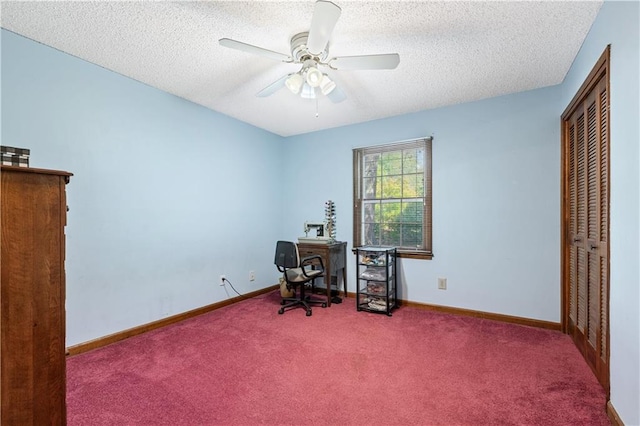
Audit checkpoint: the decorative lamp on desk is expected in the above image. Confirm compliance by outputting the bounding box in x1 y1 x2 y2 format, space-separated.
325 199 336 242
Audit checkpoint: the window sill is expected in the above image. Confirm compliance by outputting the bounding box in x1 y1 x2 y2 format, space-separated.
397 251 433 260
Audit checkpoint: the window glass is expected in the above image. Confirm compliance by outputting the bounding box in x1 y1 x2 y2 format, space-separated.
353 138 432 257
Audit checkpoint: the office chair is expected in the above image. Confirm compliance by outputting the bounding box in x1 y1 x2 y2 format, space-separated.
274 240 327 316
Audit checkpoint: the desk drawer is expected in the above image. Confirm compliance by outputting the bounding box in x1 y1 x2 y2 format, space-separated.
299 248 326 257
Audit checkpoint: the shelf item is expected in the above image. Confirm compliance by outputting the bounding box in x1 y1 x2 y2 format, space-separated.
355 246 397 316
359 268 387 281
0 145 30 167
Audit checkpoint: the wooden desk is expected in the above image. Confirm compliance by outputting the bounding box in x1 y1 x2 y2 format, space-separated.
297 241 347 307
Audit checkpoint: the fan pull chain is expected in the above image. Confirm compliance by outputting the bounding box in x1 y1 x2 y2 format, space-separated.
315 96 319 118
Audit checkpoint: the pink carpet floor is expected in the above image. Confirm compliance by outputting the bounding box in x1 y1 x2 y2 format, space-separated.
67 291 610 425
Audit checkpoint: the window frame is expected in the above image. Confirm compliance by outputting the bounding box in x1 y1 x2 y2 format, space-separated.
352 137 433 259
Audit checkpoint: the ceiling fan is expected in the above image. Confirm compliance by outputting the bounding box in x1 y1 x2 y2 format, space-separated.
219 0 400 103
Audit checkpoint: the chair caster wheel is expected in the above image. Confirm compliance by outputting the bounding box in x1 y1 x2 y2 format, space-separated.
280 300 286 305
278 309 284 314
321 303 327 308
306 310 312 317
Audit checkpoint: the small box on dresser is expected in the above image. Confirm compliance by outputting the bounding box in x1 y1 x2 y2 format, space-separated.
1 145 30 167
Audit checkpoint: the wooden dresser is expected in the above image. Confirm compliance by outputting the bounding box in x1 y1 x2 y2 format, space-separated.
1 166 72 425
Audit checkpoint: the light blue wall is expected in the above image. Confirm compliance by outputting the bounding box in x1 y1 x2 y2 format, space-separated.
2 1 638 420
1 30 285 346
284 86 563 322
560 1 639 424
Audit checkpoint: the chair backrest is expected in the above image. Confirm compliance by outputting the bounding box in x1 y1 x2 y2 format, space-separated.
274 241 300 269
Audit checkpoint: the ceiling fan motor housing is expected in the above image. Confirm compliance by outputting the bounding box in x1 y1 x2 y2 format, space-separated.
290 32 328 64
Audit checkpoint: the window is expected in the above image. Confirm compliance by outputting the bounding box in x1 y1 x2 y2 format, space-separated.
353 138 432 259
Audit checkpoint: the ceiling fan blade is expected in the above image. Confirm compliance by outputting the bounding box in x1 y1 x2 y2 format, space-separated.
219 38 291 62
256 74 291 97
330 53 400 70
327 85 346 103
306 1 342 56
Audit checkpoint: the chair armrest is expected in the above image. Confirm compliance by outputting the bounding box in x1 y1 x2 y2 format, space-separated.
300 254 325 276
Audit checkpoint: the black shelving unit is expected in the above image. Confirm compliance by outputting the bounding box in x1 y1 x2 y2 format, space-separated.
355 246 397 316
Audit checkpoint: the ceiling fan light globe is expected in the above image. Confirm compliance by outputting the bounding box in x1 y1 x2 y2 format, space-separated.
306 66 323 88
301 83 316 99
320 74 336 95
285 73 304 94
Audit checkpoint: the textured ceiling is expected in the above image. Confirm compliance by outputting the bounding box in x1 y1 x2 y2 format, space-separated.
1 1 602 137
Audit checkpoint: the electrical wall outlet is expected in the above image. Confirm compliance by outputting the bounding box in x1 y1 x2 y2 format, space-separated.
249 270 255 281
438 277 447 290
219 275 226 286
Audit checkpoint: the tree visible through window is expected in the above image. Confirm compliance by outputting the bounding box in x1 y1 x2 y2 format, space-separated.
353 138 432 258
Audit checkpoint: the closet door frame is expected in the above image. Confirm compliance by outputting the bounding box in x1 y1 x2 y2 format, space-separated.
560 45 610 393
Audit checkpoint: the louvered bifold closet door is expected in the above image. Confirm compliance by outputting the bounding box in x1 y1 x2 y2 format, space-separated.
564 66 609 391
